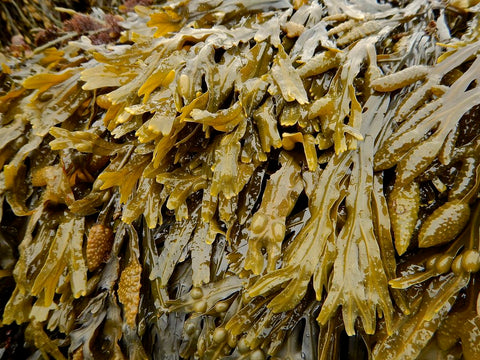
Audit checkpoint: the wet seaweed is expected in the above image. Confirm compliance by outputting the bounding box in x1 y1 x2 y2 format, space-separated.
1 0 480 359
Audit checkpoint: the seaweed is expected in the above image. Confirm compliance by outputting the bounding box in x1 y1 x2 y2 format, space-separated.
1 0 480 359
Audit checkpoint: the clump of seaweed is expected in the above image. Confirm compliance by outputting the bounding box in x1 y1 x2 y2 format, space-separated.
0 0 97 48
1 0 480 359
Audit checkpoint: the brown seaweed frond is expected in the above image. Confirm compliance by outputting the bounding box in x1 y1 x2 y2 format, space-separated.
1 1 480 359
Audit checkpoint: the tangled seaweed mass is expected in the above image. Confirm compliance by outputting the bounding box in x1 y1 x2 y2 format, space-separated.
1 0 480 359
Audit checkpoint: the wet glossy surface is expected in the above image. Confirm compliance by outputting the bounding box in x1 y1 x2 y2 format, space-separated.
1 0 480 359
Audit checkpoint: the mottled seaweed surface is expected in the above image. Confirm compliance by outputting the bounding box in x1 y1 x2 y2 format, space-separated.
1 1 480 359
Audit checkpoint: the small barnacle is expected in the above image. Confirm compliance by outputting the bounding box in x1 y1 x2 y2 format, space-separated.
117 259 142 327
86 223 114 271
